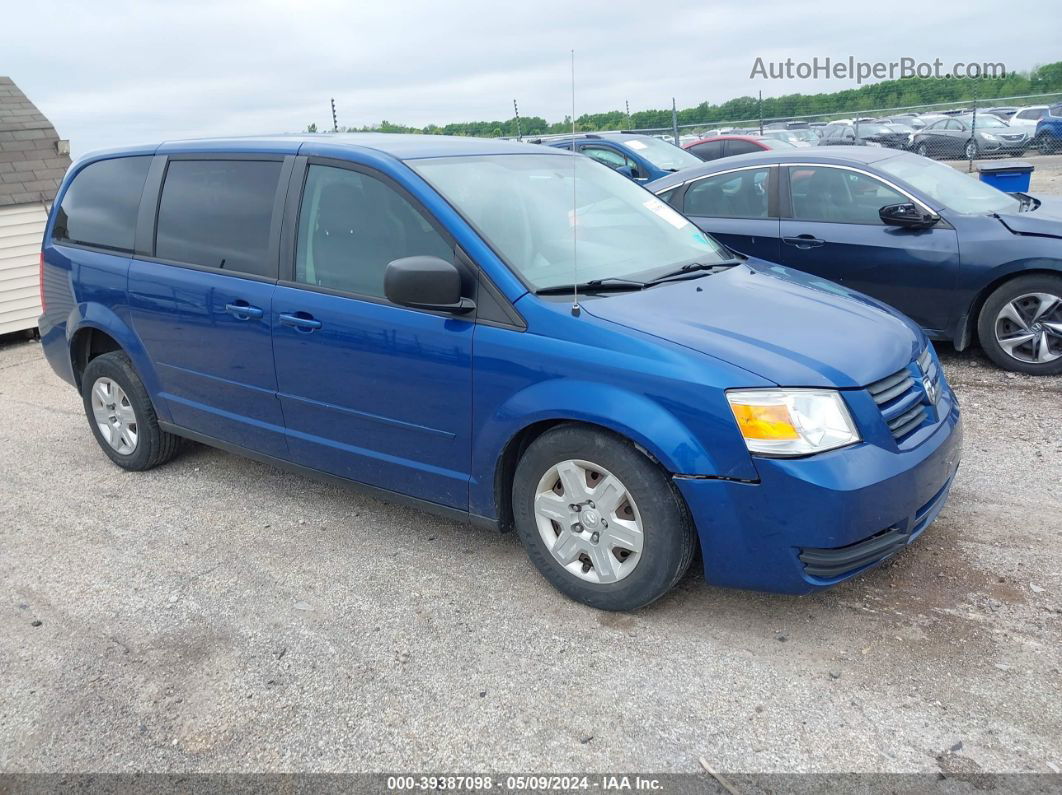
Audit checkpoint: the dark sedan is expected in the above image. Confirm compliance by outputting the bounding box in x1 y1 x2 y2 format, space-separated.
817 122 911 149
647 147 1062 374
911 115 1030 159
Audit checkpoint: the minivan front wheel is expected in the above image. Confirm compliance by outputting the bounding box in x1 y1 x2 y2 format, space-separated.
512 424 695 611
81 351 182 470
977 274 1062 374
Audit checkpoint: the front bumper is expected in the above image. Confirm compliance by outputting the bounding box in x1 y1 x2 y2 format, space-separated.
982 138 1029 152
675 396 962 594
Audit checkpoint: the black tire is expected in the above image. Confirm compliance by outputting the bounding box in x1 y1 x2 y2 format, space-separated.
512 423 696 611
964 139 978 160
916 142 929 158
81 351 182 470
1037 135 1057 155
976 273 1062 375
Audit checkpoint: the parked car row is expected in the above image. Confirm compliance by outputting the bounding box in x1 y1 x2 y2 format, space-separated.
675 103 1062 160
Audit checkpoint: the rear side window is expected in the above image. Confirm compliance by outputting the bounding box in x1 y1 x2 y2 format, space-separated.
688 141 723 160
155 159 282 278
684 168 771 219
53 156 151 253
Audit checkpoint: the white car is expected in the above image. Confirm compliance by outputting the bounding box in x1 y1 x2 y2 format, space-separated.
1009 106 1050 129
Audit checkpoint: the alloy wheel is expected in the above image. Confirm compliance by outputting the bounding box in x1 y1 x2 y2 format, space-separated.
994 292 1062 364
533 459 644 584
965 140 978 159
90 377 139 455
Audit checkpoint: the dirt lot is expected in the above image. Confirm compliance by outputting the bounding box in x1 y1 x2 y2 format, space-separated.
947 151 1062 194
0 333 1059 777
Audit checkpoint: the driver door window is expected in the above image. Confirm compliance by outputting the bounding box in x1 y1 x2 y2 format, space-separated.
788 166 907 225
724 140 760 156
295 165 452 298
580 145 638 177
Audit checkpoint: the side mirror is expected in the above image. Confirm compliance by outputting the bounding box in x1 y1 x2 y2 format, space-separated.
879 202 939 228
615 165 636 179
384 256 475 314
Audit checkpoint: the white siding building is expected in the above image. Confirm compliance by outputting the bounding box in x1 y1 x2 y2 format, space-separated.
0 77 71 335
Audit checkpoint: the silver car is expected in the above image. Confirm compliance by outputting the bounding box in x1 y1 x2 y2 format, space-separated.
911 114 1028 159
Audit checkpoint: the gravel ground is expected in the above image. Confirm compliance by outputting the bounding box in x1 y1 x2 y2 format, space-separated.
0 334 1060 777
946 152 1062 194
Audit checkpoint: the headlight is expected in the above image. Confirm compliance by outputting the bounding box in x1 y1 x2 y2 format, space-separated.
981 133 998 141
726 389 860 456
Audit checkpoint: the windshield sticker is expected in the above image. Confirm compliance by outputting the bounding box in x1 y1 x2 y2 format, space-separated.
643 198 689 229
625 140 647 150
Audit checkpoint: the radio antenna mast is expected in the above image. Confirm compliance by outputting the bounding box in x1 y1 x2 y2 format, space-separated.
570 49 580 317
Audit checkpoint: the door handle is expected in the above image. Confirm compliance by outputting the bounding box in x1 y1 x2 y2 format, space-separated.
225 302 264 320
782 235 825 249
279 312 323 331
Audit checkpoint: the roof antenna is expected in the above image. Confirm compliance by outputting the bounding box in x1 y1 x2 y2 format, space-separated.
570 49 580 317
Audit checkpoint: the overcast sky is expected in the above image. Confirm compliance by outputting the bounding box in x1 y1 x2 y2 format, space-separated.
3 0 1059 157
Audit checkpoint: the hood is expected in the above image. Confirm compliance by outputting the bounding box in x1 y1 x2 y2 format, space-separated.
582 261 924 388
995 196 1062 238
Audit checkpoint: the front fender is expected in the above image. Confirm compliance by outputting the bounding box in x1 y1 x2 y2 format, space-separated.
955 257 1062 348
468 378 755 519
66 303 172 423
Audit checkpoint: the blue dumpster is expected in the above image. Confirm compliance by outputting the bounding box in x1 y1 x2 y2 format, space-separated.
976 160 1034 193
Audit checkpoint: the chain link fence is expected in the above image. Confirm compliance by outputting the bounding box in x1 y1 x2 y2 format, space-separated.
624 92 1062 169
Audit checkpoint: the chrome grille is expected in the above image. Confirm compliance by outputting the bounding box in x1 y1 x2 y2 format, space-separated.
867 348 939 442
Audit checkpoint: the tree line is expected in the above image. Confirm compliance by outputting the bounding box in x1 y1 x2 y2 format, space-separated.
310 61 1062 138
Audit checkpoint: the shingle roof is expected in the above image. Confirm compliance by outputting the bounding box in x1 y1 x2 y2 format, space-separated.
0 77 72 208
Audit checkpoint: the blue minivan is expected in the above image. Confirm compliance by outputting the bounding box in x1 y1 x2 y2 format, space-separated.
39 134 962 611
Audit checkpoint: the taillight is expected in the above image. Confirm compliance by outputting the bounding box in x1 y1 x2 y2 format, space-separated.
39 251 46 312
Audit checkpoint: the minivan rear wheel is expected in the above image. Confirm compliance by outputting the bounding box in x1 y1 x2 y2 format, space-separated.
977 274 1062 375
81 351 182 470
512 424 695 611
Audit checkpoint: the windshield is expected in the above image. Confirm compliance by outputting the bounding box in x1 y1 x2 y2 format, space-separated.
620 137 702 171
877 154 1019 215
411 153 731 290
963 115 1006 128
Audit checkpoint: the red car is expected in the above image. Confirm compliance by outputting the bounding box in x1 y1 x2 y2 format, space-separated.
683 135 795 162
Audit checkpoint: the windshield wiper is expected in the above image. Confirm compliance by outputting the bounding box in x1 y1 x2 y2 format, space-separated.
535 277 647 295
644 260 740 285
